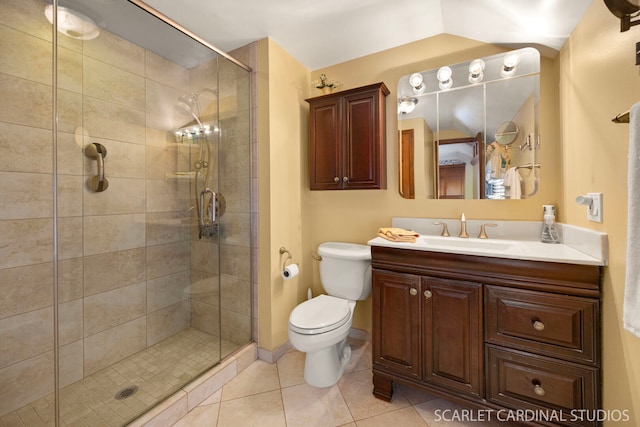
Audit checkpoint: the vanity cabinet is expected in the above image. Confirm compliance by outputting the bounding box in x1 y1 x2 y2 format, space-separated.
306 82 389 190
371 246 602 427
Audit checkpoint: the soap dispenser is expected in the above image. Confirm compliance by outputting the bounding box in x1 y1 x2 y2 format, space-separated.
540 205 561 244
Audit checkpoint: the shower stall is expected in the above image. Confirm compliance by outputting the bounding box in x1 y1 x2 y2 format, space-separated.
0 0 253 425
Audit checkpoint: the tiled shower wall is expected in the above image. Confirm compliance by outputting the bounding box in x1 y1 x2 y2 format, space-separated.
0 0 252 417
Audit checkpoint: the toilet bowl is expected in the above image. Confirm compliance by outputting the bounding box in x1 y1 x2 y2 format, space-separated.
288 242 371 388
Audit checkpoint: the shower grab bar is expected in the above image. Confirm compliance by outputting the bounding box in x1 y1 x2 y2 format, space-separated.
199 188 216 225
85 143 109 192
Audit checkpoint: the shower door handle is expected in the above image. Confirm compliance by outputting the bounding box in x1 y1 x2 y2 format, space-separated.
200 188 216 225
85 143 109 192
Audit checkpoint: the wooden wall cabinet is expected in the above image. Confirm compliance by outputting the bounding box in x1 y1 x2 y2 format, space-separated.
306 82 389 190
371 246 602 427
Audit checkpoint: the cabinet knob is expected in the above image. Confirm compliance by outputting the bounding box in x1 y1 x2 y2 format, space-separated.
423 290 432 299
533 384 546 397
343 176 349 182
532 320 545 331
410 288 418 296
334 177 340 183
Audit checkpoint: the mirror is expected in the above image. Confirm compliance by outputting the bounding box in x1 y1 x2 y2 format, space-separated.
397 47 540 199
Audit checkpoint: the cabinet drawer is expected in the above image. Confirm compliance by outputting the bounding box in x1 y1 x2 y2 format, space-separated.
485 286 599 365
486 345 599 427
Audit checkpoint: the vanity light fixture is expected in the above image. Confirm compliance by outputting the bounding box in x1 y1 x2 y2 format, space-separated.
604 0 640 31
398 97 418 114
468 59 485 83
409 73 425 94
501 53 520 77
44 4 100 40
437 66 453 90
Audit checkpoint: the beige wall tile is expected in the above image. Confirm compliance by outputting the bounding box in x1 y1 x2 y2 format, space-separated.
220 244 250 282
57 45 83 94
57 131 84 176
190 299 219 336
220 274 251 316
83 177 145 216
59 298 83 345
0 351 54 417
57 89 82 134
146 179 191 213
146 211 191 246
83 213 145 256
58 257 83 303
59 340 83 388
0 74 51 130
83 96 145 145
0 218 52 269
83 57 145 110
219 212 250 246
0 0 53 42
190 240 219 275
0 123 53 173
219 177 250 214
147 270 190 313
146 301 190 346
146 144 190 180
0 25 51 85
0 172 52 220
57 174 83 218
146 79 191 134
0 307 52 369
0 262 52 320
147 241 190 280
84 247 146 297
145 51 190 92
84 282 146 337
83 28 145 77
189 270 219 306
84 317 146 376
221 309 251 345
57 216 83 260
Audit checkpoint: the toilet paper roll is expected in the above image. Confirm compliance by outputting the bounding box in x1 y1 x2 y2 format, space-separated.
281 264 299 280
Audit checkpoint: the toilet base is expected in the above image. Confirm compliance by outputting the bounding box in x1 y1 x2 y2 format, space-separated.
303 338 352 388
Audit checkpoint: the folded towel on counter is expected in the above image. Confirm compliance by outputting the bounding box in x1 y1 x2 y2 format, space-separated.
624 101 640 339
377 227 419 243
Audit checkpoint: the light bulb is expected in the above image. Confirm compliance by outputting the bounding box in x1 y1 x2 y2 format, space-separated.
468 59 485 83
408 73 425 94
437 66 453 90
501 53 520 77
398 98 418 114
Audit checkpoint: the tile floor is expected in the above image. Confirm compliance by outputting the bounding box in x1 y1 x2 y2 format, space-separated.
174 338 522 427
1 329 239 427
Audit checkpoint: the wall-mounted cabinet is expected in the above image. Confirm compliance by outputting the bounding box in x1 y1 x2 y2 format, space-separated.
306 82 389 190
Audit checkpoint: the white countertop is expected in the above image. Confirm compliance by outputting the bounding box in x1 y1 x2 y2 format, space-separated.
368 217 608 266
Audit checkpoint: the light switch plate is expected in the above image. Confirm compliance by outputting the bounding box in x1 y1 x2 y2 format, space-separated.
587 192 603 223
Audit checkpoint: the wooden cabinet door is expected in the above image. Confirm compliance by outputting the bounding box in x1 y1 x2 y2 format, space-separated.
372 269 422 379
343 89 384 189
308 97 342 190
422 276 483 397
439 163 465 199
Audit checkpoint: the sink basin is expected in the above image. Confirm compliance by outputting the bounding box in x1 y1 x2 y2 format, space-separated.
418 235 514 251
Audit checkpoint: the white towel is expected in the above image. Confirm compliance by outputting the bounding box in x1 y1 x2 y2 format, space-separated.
624 101 640 338
503 167 522 199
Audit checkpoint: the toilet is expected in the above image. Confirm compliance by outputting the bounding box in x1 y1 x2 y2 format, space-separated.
288 242 372 388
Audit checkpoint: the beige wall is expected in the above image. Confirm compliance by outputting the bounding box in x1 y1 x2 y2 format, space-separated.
256 39 312 350
257 6 640 422
559 1 640 424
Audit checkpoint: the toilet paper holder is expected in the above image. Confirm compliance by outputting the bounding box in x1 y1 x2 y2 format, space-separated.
279 247 297 270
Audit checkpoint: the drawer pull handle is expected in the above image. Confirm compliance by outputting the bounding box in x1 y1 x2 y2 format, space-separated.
424 290 432 299
532 320 545 331
410 288 418 296
334 177 340 183
533 384 546 397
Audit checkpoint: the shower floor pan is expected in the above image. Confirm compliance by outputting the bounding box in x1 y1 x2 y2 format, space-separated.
2 328 237 427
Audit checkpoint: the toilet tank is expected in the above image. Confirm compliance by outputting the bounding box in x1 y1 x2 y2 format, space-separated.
318 242 372 301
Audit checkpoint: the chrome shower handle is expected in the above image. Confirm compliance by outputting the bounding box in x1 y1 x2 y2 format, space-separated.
85 143 109 192
199 188 216 225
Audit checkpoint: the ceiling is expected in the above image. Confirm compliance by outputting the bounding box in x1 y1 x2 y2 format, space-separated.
138 0 596 69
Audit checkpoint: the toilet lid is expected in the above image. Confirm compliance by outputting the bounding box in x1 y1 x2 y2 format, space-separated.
289 294 351 335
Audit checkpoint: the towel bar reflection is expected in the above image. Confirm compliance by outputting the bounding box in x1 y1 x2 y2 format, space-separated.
516 163 541 170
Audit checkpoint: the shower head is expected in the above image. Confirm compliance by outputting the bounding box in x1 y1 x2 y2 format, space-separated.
175 94 203 128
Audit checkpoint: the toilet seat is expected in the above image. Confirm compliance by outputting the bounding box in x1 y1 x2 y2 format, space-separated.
289 294 351 335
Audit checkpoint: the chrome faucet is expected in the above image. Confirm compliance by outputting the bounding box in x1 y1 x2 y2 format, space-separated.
459 213 469 238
